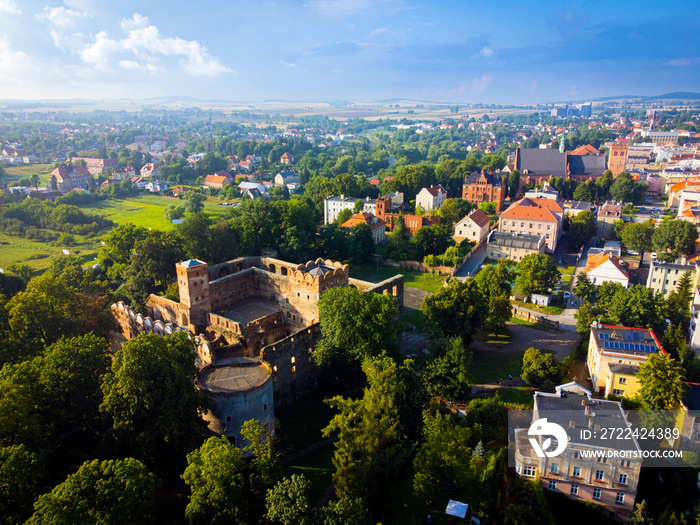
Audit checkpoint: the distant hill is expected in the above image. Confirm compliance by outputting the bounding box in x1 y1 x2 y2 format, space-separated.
643 92 700 100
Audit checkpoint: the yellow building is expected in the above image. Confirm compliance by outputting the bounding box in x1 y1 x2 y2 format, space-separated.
587 324 665 397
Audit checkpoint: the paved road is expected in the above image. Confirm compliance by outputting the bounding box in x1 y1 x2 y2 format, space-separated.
403 286 431 310
453 243 488 281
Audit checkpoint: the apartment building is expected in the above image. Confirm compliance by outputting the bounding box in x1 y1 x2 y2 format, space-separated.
498 197 564 252
646 261 695 298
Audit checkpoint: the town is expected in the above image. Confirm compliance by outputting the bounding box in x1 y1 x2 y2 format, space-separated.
2 96 700 524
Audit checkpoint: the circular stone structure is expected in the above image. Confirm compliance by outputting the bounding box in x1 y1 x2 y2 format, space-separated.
198 357 274 447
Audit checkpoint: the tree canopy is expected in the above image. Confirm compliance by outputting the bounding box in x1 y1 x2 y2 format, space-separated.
652 220 699 262
422 278 486 345
636 354 687 410
515 254 561 297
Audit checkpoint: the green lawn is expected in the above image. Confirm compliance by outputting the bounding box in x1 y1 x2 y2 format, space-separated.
508 316 552 331
403 308 429 332
469 349 524 384
349 264 446 293
283 444 334 506
0 231 101 273
475 327 512 344
512 300 563 316
78 194 231 231
3 163 54 185
473 387 535 407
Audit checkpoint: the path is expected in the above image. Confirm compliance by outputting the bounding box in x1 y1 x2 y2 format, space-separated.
453 243 488 280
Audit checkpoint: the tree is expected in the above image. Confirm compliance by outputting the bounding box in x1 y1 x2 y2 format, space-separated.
572 182 593 202
422 278 486 345
97 223 150 281
522 347 561 387
411 224 452 258
636 354 687 410
413 411 473 497
596 281 625 311
348 222 374 263
29 174 40 191
609 172 635 202
515 254 561 297
336 208 352 226
182 436 249 525
424 337 471 400
652 220 699 262
663 322 690 363
28 458 159 525
195 153 227 176
667 271 694 325
608 284 667 334
175 212 213 260
439 198 471 226
595 170 613 200
566 210 596 249
509 169 520 200
265 475 312 525
183 191 206 214
100 332 208 472
573 273 595 303
621 219 655 262
574 302 603 335
352 200 364 214
322 358 405 509
315 287 399 369
316 497 370 525
0 444 44 525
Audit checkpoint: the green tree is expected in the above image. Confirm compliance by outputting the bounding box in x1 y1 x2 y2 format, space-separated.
182 436 249 525
195 153 227 176
322 357 405 509
475 259 516 333
620 219 655 262
609 172 635 202
413 411 473 497
566 210 596 249
315 287 399 370
0 444 44 525
572 181 593 202
100 332 207 472
608 284 667 333
411 224 452 258
439 198 471 226
317 497 370 525
573 273 595 303
636 354 687 410
352 200 364 214
28 458 159 525
265 475 312 525
509 169 520 200
336 208 352 226
515 254 561 297
596 281 625 311
663 322 690 363
652 220 699 262
29 174 40 191
6 264 35 286
522 347 561 387
97 223 150 281
183 191 207 214
667 270 694 325
595 170 613 200
422 278 486 345
175 212 213 260
424 337 472 400
348 222 374 263
574 302 603 335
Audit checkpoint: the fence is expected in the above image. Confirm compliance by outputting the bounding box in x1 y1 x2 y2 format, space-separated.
512 308 559 330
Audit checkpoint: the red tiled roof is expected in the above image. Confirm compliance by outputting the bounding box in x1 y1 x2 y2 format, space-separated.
464 209 490 228
424 184 447 197
341 212 386 231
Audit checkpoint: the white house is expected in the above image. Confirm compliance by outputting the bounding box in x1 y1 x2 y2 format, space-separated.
584 252 629 287
239 182 267 194
415 185 447 211
454 209 490 246
145 180 169 193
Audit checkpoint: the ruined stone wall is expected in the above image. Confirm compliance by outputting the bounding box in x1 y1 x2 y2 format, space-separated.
147 294 183 325
207 256 263 281
347 275 405 312
262 324 321 408
209 268 258 312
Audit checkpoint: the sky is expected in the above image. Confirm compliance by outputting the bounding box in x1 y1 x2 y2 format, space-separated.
0 0 698 104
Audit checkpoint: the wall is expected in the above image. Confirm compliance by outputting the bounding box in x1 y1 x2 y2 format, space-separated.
262 324 321 407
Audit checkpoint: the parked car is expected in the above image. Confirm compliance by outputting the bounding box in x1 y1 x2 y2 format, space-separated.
564 291 570 299
651 252 658 261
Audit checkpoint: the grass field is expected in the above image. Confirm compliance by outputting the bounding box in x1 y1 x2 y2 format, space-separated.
349 264 447 294
473 387 535 407
0 231 101 273
508 316 552 331
512 300 564 316
469 349 524 384
3 164 54 185
403 308 429 332
78 194 232 231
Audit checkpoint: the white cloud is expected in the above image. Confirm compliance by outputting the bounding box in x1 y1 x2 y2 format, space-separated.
530 80 538 90
474 46 495 58
306 0 399 17
472 73 492 92
37 6 91 29
280 60 297 68
53 12 233 76
668 57 698 67
569 85 579 97
0 0 20 15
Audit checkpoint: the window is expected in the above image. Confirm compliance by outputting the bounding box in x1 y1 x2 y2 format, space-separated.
595 470 604 481
538 224 542 229
548 481 557 491
593 488 601 500
521 222 524 227
572 466 581 477
522 466 536 477
619 377 627 385
550 463 558 474
226 416 232 422
695 431 700 440
596 457 607 464
512 221 516 226
613 389 625 396
573 452 580 459
652 278 656 283
622 460 631 468
547 225 551 230
570 484 579 495
619 474 627 485
616 493 624 504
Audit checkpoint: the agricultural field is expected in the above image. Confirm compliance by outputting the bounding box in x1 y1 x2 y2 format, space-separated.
77 194 232 231
0 231 101 274
3 163 55 186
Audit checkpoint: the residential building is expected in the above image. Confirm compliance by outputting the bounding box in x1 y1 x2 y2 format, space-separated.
341 213 386 244
140 163 159 178
203 175 232 189
561 200 594 217
584 252 629 288
462 171 507 211
274 170 299 187
375 196 440 235
678 383 700 455
668 178 700 207
114 165 136 181
323 193 404 225
498 197 564 252
415 184 447 211
49 164 92 193
485 231 545 261
130 176 147 189
69 157 118 176
587 323 664 397
688 288 700 350
454 209 490 246
646 261 696 298
514 383 642 514
642 131 679 146
239 182 267 195
514 147 607 186
145 180 169 193
570 144 600 156
596 202 622 239
280 152 294 164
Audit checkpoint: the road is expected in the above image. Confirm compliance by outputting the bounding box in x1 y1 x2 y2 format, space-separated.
453 243 488 281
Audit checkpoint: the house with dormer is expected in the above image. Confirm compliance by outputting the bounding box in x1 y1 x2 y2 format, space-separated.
415 184 447 211
498 197 564 252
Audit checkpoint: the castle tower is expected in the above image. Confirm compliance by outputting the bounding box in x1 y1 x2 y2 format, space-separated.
608 143 629 176
176 259 211 330
375 196 390 221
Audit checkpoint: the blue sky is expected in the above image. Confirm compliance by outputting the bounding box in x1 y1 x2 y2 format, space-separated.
0 0 698 104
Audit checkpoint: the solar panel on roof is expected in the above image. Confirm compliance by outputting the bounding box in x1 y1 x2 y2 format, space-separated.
600 333 609 340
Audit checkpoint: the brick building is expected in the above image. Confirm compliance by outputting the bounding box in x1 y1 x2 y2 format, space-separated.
462 171 506 211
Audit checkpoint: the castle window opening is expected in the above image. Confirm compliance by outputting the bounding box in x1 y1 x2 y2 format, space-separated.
292 365 296 373
273 366 278 373
291 356 295 364
287 312 291 318
226 416 232 422
263 403 268 411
